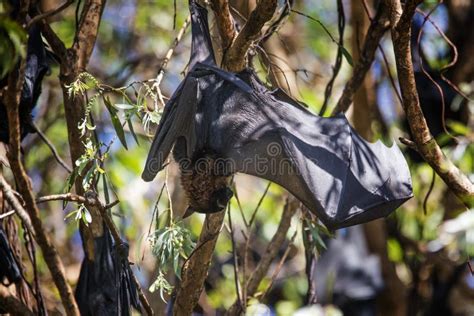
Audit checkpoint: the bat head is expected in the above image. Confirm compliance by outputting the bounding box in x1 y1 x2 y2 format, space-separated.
210 187 233 212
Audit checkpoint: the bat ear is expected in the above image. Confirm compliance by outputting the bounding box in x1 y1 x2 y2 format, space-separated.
189 0 216 69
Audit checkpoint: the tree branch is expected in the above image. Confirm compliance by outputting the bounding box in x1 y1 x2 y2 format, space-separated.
72 0 106 70
40 22 68 62
210 0 236 53
332 1 391 115
28 0 74 28
226 197 299 316
32 123 72 172
390 0 474 206
4 60 79 315
58 0 107 259
173 211 226 315
224 0 278 71
0 174 34 234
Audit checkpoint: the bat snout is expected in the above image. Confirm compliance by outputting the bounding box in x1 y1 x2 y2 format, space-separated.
212 187 234 211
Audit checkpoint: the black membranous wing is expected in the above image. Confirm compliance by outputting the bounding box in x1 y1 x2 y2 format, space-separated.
216 73 412 230
142 77 199 181
75 228 140 316
141 0 413 230
188 0 216 69
0 227 21 285
142 0 216 181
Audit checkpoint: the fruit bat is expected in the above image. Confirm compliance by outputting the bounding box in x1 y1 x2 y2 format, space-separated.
0 226 21 286
75 227 141 316
142 0 413 230
0 22 51 166
314 226 383 315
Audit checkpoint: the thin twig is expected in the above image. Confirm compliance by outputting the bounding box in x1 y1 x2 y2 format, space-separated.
360 0 403 106
248 182 271 228
36 193 85 204
379 44 403 105
415 2 458 142
153 15 191 108
231 181 248 227
32 123 72 173
36 193 119 209
332 1 391 114
260 230 297 300
0 209 15 219
256 46 287 90
399 137 418 151
227 204 243 308
0 176 33 231
28 0 74 27
226 197 299 316
423 169 436 215
415 8 471 100
319 0 345 116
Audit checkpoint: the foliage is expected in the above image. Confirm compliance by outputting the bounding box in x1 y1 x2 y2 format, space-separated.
1 0 473 315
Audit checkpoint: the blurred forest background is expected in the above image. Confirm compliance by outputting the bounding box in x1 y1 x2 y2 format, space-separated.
0 0 473 315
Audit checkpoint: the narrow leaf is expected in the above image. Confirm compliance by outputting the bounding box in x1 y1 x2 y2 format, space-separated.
104 96 128 149
128 118 140 145
341 46 354 67
114 103 135 110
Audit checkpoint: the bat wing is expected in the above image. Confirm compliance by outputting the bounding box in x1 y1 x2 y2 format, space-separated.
188 0 216 69
142 0 228 181
0 227 21 285
213 72 412 230
75 228 140 315
142 1 413 230
142 77 199 181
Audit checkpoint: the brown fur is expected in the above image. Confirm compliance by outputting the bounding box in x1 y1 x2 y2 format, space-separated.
180 152 231 212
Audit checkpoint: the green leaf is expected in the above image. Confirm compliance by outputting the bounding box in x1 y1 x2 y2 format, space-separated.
0 19 26 78
340 46 353 67
104 96 128 149
447 120 469 136
63 168 78 208
127 118 140 145
65 210 79 220
114 103 135 110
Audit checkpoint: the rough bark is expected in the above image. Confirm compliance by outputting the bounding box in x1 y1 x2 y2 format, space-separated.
173 2 281 313
210 0 236 53
4 61 80 315
223 0 277 71
390 0 474 206
44 0 107 259
173 211 226 315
